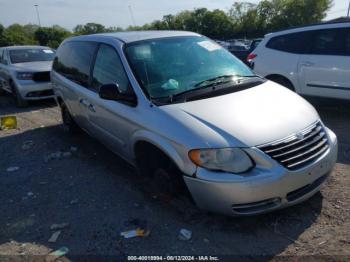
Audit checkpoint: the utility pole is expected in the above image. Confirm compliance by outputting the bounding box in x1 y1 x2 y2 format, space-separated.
34 4 41 27
128 5 136 27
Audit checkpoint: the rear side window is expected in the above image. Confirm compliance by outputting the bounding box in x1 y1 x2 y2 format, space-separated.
266 31 312 54
311 28 350 56
91 44 131 94
53 41 97 87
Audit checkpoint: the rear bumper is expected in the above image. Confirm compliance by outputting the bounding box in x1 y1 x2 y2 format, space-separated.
15 80 54 100
184 128 338 216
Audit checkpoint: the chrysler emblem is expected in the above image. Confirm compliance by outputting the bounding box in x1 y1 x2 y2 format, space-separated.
296 132 305 140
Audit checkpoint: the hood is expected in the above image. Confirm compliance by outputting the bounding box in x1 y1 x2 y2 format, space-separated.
162 81 319 147
11 61 52 72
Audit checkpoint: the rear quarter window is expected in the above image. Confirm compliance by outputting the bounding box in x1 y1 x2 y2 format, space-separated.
53 41 97 87
266 31 312 54
311 28 350 56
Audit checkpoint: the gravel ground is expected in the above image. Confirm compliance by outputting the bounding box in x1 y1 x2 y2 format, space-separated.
0 94 349 261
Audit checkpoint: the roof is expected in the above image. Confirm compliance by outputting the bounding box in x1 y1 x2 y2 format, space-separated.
72 30 201 43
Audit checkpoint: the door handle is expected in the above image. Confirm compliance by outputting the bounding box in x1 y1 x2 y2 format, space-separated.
88 104 96 113
79 98 89 108
300 61 314 67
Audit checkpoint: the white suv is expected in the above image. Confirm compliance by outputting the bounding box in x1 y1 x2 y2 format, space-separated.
248 22 350 100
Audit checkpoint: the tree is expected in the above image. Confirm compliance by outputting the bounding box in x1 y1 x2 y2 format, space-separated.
0 24 6 46
35 26 71 48
228 0 333 37
73 23 107 35
2 24 37 46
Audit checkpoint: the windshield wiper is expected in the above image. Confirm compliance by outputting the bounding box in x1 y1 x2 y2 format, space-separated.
152 74 261 105
194 74 258 88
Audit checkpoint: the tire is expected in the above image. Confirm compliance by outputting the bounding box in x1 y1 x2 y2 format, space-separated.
10 81 28 107
136 146 186 196
268 76 295 91
152 163 185 196
60 102 81 133
0 87 6 96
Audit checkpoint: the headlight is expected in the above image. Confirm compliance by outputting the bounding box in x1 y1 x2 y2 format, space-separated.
17 72 33 80
189 148 253 173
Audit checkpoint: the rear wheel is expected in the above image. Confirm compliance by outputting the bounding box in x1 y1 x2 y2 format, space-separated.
10 81 28 107
60 102 81 133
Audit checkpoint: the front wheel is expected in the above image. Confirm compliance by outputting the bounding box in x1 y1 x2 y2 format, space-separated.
136 147 188 196
10 82 28 107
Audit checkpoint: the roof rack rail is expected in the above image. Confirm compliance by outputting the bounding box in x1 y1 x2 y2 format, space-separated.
272 16 350 34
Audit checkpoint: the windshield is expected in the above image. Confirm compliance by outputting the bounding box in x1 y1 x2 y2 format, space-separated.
9 48 55 64
125 36 254 99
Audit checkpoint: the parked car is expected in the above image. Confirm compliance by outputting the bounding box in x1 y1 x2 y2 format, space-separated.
214 40 231 49
229 39 262 63
0 46 55 107
51 31 337 216
248 21 350 100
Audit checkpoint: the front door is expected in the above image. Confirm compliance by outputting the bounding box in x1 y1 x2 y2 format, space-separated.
86 43 137 159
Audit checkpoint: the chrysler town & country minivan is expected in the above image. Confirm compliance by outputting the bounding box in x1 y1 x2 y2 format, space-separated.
51 31 337 216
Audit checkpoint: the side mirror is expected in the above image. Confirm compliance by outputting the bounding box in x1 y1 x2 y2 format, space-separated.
99 83 137 106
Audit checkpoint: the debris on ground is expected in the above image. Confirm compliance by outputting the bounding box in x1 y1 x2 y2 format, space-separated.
45 152 62 161
50 223 69 230
45 246 69 262
178 228 192 241
62 151 72 158
121 218 150 239
120 228 150 239
48 231 61 243
0 116 17 130
22 140 34 150
45 150 75 162
70 199 79 205
70 146 78 152
6 166 20 172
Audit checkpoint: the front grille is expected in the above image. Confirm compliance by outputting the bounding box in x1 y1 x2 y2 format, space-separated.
33 71 50 82
258 122 329 170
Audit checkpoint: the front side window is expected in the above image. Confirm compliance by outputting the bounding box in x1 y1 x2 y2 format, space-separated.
125 36 254 100
9 48 55 64
92 44 130 93
53 41 97 87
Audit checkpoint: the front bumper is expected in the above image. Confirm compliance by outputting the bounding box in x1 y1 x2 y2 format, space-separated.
15 80 54 100
184 128 338 216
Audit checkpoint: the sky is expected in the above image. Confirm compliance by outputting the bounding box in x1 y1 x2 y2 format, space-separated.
0 0 348 30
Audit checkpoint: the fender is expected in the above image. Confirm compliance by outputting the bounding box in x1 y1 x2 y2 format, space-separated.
130 129 196 176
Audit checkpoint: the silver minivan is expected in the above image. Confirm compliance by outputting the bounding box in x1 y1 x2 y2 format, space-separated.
51 31 338 216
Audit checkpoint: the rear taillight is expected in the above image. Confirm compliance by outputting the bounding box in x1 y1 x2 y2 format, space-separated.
247 53 257 62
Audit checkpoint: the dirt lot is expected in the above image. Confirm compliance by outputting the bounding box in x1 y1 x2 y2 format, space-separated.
0 94 349 261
